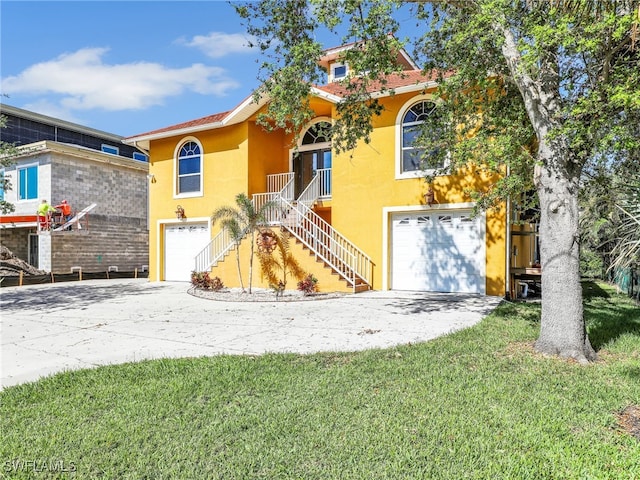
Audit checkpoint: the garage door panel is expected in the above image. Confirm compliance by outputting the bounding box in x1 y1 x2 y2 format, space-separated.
391 211 485 293
165 223 209 282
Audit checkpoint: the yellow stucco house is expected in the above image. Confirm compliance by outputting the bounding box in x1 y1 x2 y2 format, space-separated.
125 44 516 297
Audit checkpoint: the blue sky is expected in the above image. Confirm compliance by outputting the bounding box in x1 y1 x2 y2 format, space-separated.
1 1 417 138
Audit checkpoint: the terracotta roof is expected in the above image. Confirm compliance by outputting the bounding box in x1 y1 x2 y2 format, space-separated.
125 69 452 143
315 70 445 97
128 110 230 139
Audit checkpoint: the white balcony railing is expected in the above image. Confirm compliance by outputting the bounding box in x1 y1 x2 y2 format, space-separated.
297 168 331 208
267 173 295 197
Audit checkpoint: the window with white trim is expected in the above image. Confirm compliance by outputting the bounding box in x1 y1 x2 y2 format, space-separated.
18 164 38 200
397 99 447 178
176 140 202 195
331 63 348 81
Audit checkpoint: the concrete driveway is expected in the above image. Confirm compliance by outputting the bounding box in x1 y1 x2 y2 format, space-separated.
1 279 502 389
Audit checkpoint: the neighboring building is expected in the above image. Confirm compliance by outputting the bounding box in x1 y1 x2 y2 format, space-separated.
0 104 149 274
0 104 147 162
125 43 518 296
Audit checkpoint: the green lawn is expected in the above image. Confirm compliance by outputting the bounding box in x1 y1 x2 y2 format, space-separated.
2 281 639 479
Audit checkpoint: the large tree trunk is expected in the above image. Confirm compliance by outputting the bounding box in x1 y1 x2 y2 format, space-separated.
534 141 597 363
494 18 597 363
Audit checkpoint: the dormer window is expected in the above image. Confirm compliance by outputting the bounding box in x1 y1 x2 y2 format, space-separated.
330 63 348 82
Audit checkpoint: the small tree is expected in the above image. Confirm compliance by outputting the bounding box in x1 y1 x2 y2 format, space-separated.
211 193 275 293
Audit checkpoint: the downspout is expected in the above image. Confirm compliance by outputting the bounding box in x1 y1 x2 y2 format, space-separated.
133 141 150 157
505 164 511 299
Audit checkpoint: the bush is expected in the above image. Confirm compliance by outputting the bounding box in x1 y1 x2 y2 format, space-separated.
191 271 224 291
297 273 318 295
580 248 604 279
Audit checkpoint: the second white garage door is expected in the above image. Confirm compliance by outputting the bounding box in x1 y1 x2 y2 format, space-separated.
164 223 210 282
391 211 485 293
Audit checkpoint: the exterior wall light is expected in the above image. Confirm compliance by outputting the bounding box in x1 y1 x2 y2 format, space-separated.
424 188 435 207
175 205 186 219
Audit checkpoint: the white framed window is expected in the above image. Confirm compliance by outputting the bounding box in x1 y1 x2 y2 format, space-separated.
174 138 203 197
133 152 148 162
330 63 348 82
18 164 38 200
101 144 119 155
395 96 448 180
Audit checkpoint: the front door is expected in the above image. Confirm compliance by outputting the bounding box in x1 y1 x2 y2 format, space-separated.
293 148 331 198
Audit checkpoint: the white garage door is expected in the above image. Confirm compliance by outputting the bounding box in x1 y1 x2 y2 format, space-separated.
164 223 210 281
391 211 485 293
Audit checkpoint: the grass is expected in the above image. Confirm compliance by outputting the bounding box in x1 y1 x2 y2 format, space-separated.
1 281 639 479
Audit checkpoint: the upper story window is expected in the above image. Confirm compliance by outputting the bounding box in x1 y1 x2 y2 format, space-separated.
396 98 446 179
101 144 119 155
18 164 38 200
176 140 202 196
133 152 148 162
331 63 348 82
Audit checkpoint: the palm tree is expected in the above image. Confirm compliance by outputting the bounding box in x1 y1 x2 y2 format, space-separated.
609 174 640 282
211 193 275 293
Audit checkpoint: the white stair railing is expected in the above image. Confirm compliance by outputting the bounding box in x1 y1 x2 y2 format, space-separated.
297 174 320 208
194 227 236 272
194 175 295 272
276 196 372 291
192 171 372 292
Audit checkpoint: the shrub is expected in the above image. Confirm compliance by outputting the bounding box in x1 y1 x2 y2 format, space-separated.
297 273 318 295
191 271 224 291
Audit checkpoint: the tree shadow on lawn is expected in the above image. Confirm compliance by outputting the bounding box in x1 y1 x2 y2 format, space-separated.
582 281 640 351
492 281 639 352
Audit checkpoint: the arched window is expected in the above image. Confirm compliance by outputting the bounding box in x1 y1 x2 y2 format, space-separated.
302 121 332 145
401 100 438 174
176 140 202 195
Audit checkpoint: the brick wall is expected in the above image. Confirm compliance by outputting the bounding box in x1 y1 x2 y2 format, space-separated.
51 215 148 272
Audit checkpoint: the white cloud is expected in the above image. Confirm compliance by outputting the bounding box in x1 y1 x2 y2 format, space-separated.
0 48 240 111
177 32 255 58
